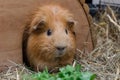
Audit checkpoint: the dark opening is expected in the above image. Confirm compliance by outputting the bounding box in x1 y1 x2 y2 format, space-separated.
85 0 92 4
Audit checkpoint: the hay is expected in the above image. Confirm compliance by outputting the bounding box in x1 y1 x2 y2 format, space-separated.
76 6 120 80
0 61 33 80
0 6 120 80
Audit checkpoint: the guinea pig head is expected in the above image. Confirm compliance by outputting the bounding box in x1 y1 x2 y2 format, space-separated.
23 5 76 71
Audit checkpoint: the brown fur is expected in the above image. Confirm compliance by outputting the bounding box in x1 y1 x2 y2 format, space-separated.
22 5 76 71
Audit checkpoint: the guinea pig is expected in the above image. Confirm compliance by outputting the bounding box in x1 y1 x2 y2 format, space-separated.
22 5 76 72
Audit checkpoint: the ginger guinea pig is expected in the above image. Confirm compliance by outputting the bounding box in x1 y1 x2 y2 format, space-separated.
22 5 76 71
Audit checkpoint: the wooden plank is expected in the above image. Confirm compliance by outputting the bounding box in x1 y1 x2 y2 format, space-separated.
0 0 93 71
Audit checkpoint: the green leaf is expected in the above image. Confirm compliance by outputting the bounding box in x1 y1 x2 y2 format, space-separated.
75 64 81 71
80 72 96 80
22 64 96 80
90 74 96 80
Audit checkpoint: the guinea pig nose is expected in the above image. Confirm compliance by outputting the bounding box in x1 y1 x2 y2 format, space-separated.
56 46 66 51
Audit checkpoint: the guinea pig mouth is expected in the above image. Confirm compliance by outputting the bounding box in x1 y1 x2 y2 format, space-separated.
55 51 66 57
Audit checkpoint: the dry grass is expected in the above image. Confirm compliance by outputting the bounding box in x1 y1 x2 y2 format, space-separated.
0 6 120 80
0 61 33 80
76 6 120 80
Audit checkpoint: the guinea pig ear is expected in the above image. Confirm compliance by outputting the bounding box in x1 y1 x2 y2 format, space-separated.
33 21 46 30
67 20 77 36
67 20 77 28
32 21 46 33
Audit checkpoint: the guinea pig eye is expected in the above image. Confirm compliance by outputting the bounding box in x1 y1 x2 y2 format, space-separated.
47 29 52 36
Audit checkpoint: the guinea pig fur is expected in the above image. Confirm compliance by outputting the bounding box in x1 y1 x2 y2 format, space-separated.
22 5 76 72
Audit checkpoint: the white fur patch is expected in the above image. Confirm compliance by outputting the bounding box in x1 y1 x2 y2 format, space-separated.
52 7 59 15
